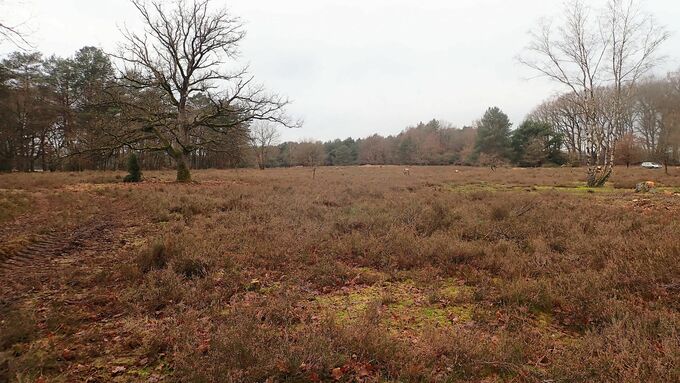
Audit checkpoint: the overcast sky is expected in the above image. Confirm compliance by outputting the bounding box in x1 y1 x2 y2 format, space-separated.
3 0 680 142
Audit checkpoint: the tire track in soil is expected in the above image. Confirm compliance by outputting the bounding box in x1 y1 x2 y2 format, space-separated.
0 218 114 277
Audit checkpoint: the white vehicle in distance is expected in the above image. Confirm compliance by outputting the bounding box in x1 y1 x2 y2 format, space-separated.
641 161 663 169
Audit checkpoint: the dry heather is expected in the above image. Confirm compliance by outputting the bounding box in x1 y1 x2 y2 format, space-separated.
0 165 679 382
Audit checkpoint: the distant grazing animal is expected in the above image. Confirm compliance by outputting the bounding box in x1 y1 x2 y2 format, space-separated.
403 168 410 176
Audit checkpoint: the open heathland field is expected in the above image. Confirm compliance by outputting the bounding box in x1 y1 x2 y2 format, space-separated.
1 166 679 382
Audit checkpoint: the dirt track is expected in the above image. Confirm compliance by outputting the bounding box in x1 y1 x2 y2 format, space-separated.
0 193 124 308
0 188 152 382
0 219 112 273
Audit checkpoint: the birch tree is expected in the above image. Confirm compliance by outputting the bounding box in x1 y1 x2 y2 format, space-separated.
521 0 668 186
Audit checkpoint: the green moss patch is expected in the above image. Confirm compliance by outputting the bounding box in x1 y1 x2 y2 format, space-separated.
316 279 476 337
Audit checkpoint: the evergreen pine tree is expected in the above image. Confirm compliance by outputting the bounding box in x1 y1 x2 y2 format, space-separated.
474 107 512 160
123 153 142 183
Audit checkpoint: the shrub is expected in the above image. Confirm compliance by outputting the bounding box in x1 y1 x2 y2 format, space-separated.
173 256 208 279
498 277 557 313
0 307 36 350
304 257 352 289
490 204 510 221
137 242 173 273
612 179 638 189
413 200 458 236
123 153 142 183
138 269 186 311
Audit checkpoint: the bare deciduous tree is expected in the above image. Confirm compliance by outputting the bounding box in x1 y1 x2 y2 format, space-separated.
634 79 664 155
107 0 299 182
521 0 668 186
654 72 680 173
530 93 585 165
292 140 325 167
249 121 280 170
0 1 31 48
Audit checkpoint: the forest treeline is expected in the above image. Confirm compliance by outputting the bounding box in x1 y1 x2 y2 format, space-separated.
1 46 679 172
267 69 680 169
265 115 560 168
0 47 251 172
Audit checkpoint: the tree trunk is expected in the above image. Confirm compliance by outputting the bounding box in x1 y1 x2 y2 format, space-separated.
257 150 266 170
586 163 612 188
39 134 46 171
258 152 265 170
174 151 191 182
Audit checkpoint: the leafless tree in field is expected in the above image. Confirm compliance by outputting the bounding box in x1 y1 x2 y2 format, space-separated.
249 121 280 170
635 80 665 155
107 0 300 182
638 73 680 174
520 0 668 186
292 140 325 168
530 94 585 165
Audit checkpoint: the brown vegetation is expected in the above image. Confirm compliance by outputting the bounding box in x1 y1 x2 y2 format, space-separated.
1 166 679 382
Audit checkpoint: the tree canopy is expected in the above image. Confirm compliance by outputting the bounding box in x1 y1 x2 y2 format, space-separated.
475 107 512 161
104 0 298 181
511 120 564 167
